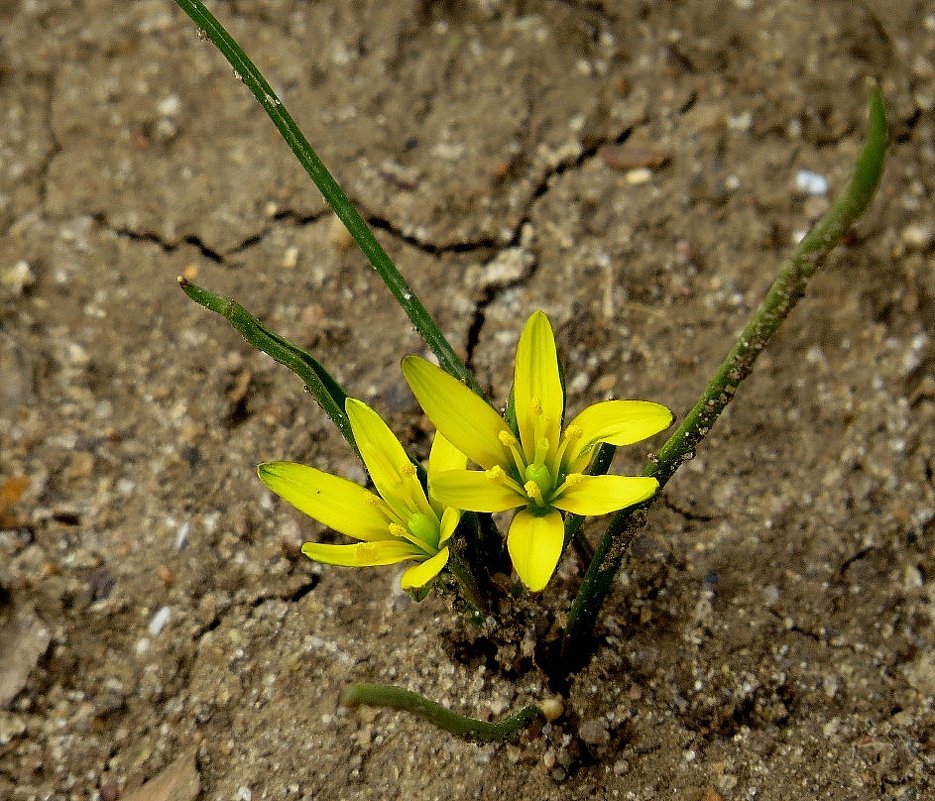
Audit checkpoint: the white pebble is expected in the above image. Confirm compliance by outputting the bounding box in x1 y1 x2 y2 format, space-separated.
795 170 828 196
157 94 181 116
625 167 653 185
1 260 35 294
901 223 934 251
175 521 191 550
148 606 171 636
282 246 300 269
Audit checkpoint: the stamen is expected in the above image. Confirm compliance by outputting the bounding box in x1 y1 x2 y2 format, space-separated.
485 464 527 497
524 480 544 506
563 424 583 444
399 463 417 479
388 523 408 539
555 424 584 472
553 472 584 499
498 430 528 478
498 430 518 448
524 462 553 501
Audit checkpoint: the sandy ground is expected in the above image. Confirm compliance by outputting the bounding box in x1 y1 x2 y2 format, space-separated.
2 1 935 799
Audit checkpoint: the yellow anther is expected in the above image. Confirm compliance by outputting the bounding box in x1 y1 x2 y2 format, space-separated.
564 472 584 487
388 523 408 539
563 424 583 443
399 463 417 479
524 480 544 504
486 465 505 481
498 430 518 447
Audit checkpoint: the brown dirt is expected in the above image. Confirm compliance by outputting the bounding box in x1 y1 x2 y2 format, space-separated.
2 1 934 799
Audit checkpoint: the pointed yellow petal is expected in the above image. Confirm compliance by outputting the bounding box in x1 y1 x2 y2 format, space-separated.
258 461 391 541
400 547 449 589
345 398 433 522
427 432 468 515
566 400 672 471
402 356 511 470
514 311 563 459
431 469 523 513
438 507 461 546
552 475 658 516
301 539 422 567
507 508 564 592
428 431 468 478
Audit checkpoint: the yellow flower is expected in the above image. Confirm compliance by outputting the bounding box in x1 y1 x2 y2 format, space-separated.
258 398 466 590
402 311 672 592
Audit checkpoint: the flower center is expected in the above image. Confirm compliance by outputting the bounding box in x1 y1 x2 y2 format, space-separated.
523 462 553 507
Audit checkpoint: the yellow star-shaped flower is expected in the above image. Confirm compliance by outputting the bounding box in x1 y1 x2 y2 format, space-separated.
258 398 466 590
402 310 672 592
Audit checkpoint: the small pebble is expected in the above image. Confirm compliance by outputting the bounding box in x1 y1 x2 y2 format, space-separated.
540 696 564 722
175 521 191 550
901 223 934 252
148 606 171 637
282 246 300 269
1 261 35 295
624 167 653 185
329 216 354 251
794 170 828 196
157 94 181 116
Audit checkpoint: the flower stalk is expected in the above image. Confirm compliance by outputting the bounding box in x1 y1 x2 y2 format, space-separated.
172 0 483 397
559 81 889 673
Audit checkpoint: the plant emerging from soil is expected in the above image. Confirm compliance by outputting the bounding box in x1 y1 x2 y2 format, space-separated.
170 0 888 744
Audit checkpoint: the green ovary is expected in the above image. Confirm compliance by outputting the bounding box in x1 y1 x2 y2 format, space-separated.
407 512 439 549
523 462 554 506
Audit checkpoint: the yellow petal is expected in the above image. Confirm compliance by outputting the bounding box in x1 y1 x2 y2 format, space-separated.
400 547 449 589
507 508 564 592
258 461 391 541
345 398 433 521
402 356 511 470
514 311 563 460
438 506 461 546
552 475 658 516
301 539 422 567
431 469 523 513
566 400 672 471
427 431 468 516
428 431 468 478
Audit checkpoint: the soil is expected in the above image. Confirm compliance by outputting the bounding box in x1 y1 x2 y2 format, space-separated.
2 1 935 799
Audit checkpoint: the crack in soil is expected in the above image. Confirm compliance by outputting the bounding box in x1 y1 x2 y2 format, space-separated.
36 70 62 211
191 576 320 643
463 121 639 366
91 213 225 263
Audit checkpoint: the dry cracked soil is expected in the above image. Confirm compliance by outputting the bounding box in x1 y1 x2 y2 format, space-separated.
2 1 935 799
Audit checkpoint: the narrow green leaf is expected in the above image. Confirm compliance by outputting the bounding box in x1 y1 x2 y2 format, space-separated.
178 277 355 454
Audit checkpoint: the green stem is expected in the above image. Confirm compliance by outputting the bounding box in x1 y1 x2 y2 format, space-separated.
178 277 356 455
172 0 482 396
560 82 888 674
344 683 543 743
